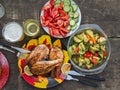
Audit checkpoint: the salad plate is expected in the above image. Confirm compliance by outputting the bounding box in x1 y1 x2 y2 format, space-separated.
40 0 81 38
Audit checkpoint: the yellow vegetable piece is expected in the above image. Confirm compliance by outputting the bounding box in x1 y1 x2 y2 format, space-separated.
54 77 63 83
18 58 23 73
26 39 38 49
63 50 69 64
53 39 62 48
34 76 48 88
38 35 52 48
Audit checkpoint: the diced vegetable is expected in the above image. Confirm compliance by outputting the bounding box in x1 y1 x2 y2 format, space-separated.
98 37 106 45
73 36 82 43
86 30 94 37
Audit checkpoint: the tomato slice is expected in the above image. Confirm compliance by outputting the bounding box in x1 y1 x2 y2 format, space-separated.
60 2 64 8
41 16 45 21
52 28 61 36
61 16 69 20
59 9 68 16
50 0 54 7
46 16 53 22
64 20 69 27
49 28 54 36
44 10 49 18
59 31 66 37
42 20 49 27
42 4 51 10
60 27 69 33
51 8 59 18
57 20 64 27
48 23 55 27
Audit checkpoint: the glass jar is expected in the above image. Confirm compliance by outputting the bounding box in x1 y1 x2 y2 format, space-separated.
2 22 24 43
0 3 5 18
23 19 40 37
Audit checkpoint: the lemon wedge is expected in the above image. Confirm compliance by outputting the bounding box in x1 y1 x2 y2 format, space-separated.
24 65 33 76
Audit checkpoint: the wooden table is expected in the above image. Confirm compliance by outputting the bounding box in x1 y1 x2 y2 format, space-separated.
0 0 120 90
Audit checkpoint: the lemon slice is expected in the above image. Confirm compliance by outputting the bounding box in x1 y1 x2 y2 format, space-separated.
61 63 71 75
24 65 33 76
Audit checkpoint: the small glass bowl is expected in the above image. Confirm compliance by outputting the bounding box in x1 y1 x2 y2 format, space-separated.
67 24 111 75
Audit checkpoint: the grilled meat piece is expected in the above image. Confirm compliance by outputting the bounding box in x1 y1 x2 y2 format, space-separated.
30 59 63 75
50 47 64 78
26 44 49 66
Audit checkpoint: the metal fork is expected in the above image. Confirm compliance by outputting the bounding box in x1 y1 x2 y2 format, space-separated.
0 45 15 53
66 75 98 87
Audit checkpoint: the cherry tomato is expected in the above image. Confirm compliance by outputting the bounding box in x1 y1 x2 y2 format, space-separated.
84 51 92 58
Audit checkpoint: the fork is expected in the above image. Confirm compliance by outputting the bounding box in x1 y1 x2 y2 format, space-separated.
66 75 98 87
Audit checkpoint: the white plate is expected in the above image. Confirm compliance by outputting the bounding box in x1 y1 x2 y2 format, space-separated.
40 0 81 38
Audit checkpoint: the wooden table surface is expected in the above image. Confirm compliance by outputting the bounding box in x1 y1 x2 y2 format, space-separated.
0 0 120 90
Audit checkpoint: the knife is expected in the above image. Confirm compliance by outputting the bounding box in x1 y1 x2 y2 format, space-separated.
0 43 30 53
68 70 105 81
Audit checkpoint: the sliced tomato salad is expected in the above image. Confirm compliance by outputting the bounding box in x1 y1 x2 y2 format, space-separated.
41 0 70 37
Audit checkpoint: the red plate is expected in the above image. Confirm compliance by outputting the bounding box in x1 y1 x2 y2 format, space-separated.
0 52 9 89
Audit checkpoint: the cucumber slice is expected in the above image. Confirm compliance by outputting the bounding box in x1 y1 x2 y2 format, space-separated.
71 24 77 30
55 4 60 7
74 12 79 18
70 6 73 12
64 0 71 5
67 25 71 31
64 2 70 6
74 17 79 23
70 20 75 26
55 0 61 4
64 5 70 12
72 4 78 11
68 12 74 18
64 0 70 2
